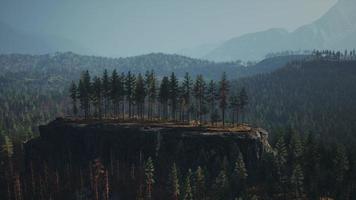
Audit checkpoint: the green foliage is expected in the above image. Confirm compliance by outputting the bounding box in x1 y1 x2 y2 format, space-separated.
135 73 146 119
233 153 248 181
213 169 229 200
69 81 78 116
125 71 136 118
182 169 193 200
219 72 229 126
238 87 248 123
289 132 304 163
290 164 304 198
1 53 356 200
193 166 206 200
144 157 155 200
91 76 102 118
102 69 110 116
78 71 91 118
168 163 180 200
333 144 349 183
240 60 356 145
145 71 157 120
159 76 170 119
193 75 207 123
1 136 13 158
169 73 179 120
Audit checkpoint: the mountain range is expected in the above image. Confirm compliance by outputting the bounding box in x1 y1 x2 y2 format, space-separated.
1 0 355 62
202 0 356 61
0 52 303 85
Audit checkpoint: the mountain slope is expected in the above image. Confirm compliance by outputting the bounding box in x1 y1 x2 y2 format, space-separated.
0 52 308 89
0 52 305 141
205 28 290 61
0 52 243 81
205 0 356 61
240 59 356 145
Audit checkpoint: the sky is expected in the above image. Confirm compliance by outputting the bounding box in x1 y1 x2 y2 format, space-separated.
0 0 338 57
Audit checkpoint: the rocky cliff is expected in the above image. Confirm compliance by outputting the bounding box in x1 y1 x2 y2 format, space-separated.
24 118 271 199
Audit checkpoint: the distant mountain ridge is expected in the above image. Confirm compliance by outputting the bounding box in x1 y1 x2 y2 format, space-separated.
0 52 240 82
0 52 304 84
204 0 356 61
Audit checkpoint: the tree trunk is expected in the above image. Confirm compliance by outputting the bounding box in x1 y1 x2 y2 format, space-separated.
222 109 225 127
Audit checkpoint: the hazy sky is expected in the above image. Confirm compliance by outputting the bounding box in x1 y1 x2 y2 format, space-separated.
0 0 337 57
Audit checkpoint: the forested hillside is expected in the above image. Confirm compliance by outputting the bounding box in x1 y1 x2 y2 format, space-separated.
0 52 243 81
0 52 303 140
241 60 356 145
0 52 237 140
2 52 356 144
1 53 356 199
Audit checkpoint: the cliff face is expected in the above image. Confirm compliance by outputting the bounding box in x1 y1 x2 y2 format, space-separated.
24 118 271 199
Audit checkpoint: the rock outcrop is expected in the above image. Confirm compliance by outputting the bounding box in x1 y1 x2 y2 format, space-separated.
24 118 272 199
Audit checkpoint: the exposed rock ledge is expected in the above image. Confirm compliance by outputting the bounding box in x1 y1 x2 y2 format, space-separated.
25 118 272 184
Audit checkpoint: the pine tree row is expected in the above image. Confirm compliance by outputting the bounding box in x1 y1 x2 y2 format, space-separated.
70 70 248 127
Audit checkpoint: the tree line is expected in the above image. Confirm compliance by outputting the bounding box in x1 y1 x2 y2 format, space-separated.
70 70 248 127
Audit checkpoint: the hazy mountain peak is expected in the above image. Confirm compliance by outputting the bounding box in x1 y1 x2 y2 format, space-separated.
204 0 356 61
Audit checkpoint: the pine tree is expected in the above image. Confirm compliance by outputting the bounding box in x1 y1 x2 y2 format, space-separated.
229 95 239 126
289 133 304 163
92 76 103 119
213 169 229 200
125 71 136 119
104 170 110 200
159 76 170 120
168 163 180 200
234 153 248 181
303 134 320 199
182 72 192 122
193 166 206 200
275 136 288 175
207 80 217 125
291 164 304 199
102 69 110 117
69 81 78 116
219 72 229 127
78 75 85 118
238 88 248 123
178 85 185 122
110 70 120 117
13 174 22 200
193 75 206 124
169 73 179 120
144 157 155 200
78 71 91 118
119 72 126 119
135 73 146 119
232 153 248 197
2 136 14 158
274 135 288 198
182 169 193 200
333 144 349 183
83 70 92 105
145 71 156 120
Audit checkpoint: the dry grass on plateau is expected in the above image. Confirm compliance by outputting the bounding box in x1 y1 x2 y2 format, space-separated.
63 117 253 132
